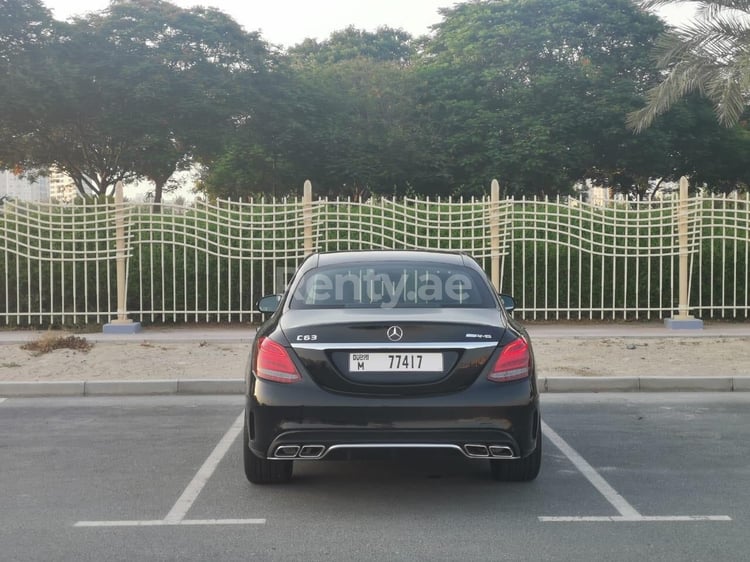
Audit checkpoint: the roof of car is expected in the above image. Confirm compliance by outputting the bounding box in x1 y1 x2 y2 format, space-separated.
315 250 467 267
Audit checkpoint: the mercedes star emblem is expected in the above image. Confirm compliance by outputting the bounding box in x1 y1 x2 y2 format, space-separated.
386 325 403 342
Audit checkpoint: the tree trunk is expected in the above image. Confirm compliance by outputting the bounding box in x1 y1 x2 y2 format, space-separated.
151 179 165 213
650 178 665 201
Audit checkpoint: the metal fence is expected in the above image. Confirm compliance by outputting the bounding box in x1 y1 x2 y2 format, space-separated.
0 179 748 325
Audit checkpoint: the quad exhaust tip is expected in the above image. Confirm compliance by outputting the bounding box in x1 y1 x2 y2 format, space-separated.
489 445 515 458
274 445 300 458
464 444 516 459
464 444 489 457
273 444 326 459
299 445 326 458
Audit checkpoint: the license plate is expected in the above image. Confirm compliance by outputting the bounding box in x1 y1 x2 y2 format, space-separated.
349 352 443 372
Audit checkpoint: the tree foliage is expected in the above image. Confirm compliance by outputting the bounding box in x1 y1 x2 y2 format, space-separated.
201 27 436 198
629 0 750 131
0 0 56 171
2 0 749 200
417 0 672 196
287 26 415 65
0 0 54 62
0 0 269 201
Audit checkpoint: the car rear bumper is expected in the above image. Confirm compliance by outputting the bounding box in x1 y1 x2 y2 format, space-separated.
246 376 540 460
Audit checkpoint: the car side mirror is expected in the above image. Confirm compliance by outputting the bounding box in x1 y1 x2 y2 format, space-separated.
499 294 516 312
257 294 281 314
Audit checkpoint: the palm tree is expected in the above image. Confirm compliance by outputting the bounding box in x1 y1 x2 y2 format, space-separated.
628 0 750 132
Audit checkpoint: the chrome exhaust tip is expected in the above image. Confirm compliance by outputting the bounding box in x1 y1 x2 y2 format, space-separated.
489 445 515 458
298 445 326 459
464 444 490 457
274 445 300 458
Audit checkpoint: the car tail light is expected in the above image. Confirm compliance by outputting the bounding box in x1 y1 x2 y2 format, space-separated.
254 337 302 383
488 338 530 383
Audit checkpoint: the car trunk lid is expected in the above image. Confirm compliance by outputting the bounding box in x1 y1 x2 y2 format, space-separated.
282 308 505 396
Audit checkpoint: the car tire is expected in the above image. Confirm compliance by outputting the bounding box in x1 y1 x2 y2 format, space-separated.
243 421 293 484
490 433 541 482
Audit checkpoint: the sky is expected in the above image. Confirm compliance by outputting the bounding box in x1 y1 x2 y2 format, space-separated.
45 0 459 47
44 0 696 48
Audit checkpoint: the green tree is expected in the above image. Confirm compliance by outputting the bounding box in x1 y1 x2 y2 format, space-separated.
610 94 750 197
287 26 414 65
0 20 136 194
0 0 55 172
93 0 269 203
628 0 750 131
202 27 440 198
198 59 304 198
201 0 750 199
0 0 269 201
0 0 54 61
418 0 669 197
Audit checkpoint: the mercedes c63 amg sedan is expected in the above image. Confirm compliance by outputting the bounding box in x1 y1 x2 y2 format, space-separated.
243 250 541 484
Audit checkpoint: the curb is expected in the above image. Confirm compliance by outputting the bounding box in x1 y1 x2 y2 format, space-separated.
543 376 639 393
540 376 745 392
1 377 749 397
0 379 244 397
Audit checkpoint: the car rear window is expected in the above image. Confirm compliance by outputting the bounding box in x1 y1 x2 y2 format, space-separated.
289 263 495 309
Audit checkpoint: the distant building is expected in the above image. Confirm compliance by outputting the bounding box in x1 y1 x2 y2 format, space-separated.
49 168 79 203
0 170 50 201
588 185 613 206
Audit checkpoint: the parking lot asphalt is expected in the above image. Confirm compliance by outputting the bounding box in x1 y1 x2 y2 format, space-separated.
0 393 746 562
2 322 750 395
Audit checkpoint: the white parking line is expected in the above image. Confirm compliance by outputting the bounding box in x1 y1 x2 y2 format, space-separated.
541 421 640 518
75 519 265 527
164 410 245 523
539 420 731 523
0 398 6 404
539 515 732 522
76 410 264 528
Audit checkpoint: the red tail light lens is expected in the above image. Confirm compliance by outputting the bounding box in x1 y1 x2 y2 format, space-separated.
254 337 302 383
488 338 531 383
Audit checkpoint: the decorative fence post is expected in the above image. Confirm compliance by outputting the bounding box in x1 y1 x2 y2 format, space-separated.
303 180 313 256
103 180 141 334
490 179 501 292
664 176 703 330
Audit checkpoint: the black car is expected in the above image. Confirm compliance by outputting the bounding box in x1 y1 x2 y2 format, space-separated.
243 250 541 484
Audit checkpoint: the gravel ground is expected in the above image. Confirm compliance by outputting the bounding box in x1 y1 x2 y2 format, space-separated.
1 334 748 381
